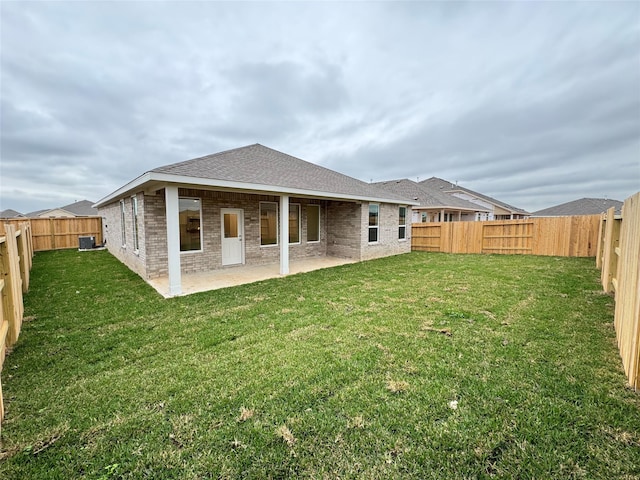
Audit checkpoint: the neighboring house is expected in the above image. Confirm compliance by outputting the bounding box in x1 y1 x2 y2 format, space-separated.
532 198 623 217
27 200 98 218
60 200 99 216
374 179 491 223
0 209 25 219
94 144 418 297
419 177 530 220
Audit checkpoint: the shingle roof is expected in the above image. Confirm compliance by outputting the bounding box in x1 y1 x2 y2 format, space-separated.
532 198 623 217
148 144 413 203
0 209 24 218
373 179 490 211
420 177 529 215
60 200 98 216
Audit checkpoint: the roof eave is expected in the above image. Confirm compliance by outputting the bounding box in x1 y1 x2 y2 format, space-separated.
94 172 419 208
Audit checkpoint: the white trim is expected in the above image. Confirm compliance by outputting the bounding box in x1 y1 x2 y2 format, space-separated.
368 203 380 244
306 204 321 243
289 203 301 245
280 195 289 275
131 195 139 253
221 208 245 266
93 171 420 208
178 196 203 253
165 186 182 296
119 199 126 247
398 206 407 241
259 201 279 247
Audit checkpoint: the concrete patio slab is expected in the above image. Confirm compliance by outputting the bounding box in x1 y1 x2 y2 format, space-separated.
148 256 356 297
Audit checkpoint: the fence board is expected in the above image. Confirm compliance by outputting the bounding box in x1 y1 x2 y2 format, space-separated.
0 222 33 432
412 215 600 257
608 192 640 389
0 217 102 252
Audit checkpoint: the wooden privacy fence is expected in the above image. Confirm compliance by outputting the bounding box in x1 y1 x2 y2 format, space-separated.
597 192 640 390
411 215 601 257
0 217 102 252
0 223 34 432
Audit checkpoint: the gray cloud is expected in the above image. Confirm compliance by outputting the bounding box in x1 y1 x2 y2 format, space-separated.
1 1 638 214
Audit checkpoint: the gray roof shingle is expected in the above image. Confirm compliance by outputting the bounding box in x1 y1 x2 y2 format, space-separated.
373 179 490 211
532 198 623 216
419 177 529 215
151 144 413 203
60 200 99 216
0 209 25 218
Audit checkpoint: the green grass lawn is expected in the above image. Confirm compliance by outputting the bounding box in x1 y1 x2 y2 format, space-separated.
1 250 639 479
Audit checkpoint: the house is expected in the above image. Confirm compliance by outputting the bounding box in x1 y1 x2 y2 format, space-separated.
26 200 98 218
374 179 490 223
0 209 25 219
94 144 418 297
60 200 99 217
419 177 529 220
532 198 623 217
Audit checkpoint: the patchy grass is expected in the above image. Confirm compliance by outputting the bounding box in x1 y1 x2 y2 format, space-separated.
1 250 639 479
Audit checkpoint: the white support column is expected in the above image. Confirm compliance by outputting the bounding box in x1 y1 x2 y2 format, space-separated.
165 186 182 296
280 195 289 275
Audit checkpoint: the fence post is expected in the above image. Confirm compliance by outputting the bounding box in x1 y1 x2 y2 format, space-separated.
17 225 30 293
595 213 605 269
1 224 23 347
601 207 620 293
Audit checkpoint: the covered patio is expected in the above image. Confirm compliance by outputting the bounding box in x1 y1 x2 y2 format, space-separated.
147 256 356 297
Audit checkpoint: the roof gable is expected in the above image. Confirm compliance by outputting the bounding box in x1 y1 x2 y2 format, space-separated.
0 209 25 218
97 144 416 207
419 177 529 214
374 179 489 211
60 200 98 216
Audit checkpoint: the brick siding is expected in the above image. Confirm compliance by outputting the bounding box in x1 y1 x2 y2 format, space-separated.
100 189 412 280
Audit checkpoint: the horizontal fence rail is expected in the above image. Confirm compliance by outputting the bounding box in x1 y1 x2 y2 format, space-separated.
0 217 102 252
411 215 601 257
0 223 34 432
597 192 640 390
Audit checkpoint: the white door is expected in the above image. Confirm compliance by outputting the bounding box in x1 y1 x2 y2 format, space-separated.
221 208 244 266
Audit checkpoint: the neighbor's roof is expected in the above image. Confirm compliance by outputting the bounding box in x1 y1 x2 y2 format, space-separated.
420 177 529 215
60 200 98 216
95 144 418 207
374 179 490 212
0 209 25 218
532 198 623 217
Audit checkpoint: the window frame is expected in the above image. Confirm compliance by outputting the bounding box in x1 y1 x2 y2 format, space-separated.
368 203 379 244
119 199 126 247
398 206 407 240
260 201 279 247
131 195 139 253
289 203 301 245
179 197 203 253
306 204 320 243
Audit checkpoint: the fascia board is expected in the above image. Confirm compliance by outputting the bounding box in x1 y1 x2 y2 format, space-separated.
94 172 420 208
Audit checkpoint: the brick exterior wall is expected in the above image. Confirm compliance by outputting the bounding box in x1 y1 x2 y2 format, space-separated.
360 202 412 261
326 201 363 260
101 193 148 278
100 188 412 280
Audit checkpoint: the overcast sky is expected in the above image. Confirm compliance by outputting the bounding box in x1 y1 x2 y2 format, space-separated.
1 1 639 214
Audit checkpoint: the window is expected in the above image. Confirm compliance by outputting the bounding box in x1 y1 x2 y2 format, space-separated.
307 204 320 242
131 196 139 252
421 212 427 223
368 204 379 243
399 206 407 240
120 199 126 246
289 204 300 244
260 202 278 246
179 197 201 251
